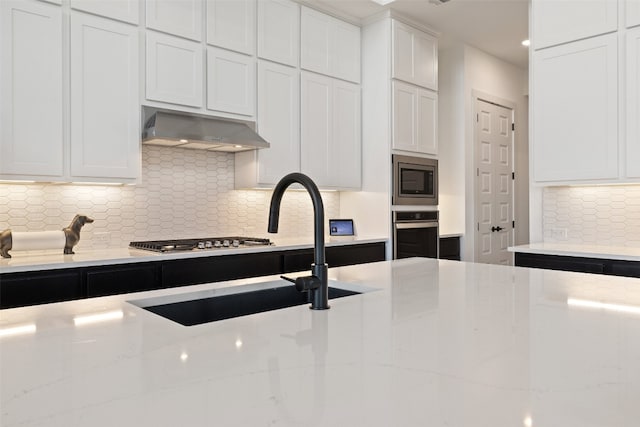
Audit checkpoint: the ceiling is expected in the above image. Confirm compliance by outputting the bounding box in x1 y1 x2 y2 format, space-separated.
306 0 530 69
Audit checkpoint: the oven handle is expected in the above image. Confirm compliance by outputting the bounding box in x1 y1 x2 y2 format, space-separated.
394 222 438 230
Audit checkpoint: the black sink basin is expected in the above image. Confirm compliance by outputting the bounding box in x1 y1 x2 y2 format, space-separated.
142 285 360 326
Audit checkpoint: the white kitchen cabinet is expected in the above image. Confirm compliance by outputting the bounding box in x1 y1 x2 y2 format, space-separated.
257 0 299 67
206 0 255 55
235 61 299 188
300 6 360 84
0 0 63 178
532 0 617 49
146 31 203 108
532 33 618 182
392 81 437 155
70 12 140 180
626 28 640 177
392 20 438 91
301 72 361 189
629 0 640 28
206 47 255 116
70 0 138 24
146 0 203 41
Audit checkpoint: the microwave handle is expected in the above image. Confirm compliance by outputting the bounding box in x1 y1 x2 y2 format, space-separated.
395 222 438 230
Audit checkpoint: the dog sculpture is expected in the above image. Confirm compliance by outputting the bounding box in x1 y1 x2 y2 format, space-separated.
0 214 94 259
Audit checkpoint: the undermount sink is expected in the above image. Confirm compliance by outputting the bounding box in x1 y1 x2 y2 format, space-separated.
129 280 370 326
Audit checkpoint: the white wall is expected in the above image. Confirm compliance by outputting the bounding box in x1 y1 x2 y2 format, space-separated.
439 42 529 261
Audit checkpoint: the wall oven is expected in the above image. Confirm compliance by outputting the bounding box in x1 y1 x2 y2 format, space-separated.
393 211 439 259
392 155 438 206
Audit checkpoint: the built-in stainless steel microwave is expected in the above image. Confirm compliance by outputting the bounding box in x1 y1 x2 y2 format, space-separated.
392 155 438 206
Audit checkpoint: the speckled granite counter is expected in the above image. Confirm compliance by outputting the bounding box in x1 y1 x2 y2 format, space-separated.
2 258 640 426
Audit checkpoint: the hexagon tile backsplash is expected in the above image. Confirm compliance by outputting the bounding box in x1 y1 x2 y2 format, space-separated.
0 146 340 250
543 185 640 247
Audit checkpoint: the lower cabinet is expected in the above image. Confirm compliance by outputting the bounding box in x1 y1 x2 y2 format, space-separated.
514 252 640 278
438 237 461 261
0 242 386 309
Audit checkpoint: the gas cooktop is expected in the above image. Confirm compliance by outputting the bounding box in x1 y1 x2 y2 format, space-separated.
129 237 273 252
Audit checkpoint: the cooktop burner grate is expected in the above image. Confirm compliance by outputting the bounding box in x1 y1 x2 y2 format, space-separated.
129 237 273 252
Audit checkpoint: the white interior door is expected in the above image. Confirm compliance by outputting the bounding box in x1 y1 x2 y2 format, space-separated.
475 99 514 265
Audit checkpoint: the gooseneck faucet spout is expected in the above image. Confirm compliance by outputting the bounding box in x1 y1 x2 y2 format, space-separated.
268 173 329 310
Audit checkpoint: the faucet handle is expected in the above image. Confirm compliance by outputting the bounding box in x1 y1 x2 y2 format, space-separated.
280 275 320 292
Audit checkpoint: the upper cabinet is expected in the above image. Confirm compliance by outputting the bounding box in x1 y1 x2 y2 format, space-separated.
206 47 255 116
146 0 203 41
70 0 138 25
206 0 255 55
626 27 640 177
532 34 618 182
629 0 640 28
145 31 203 108
392 81 438 155
70 12 140 180
532 0 617 49
392 20 438 91
257 0 299 67
0 0 63 178
300 6 360 83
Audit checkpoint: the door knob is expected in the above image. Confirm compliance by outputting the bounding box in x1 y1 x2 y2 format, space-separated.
491 226 504 232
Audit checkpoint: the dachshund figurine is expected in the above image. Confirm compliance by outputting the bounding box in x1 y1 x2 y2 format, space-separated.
0 214 94 259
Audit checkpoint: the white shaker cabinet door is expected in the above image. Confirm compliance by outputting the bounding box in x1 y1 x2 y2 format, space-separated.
0 0 63 177
146 31 203 107
256 61 299 184
207 47 255 117
70 12 140 180
70 0 138 24
206 0 255 55
533 33 618 182
257 0 299 67
417 88 438 155
301 72 332 187
333 19 361 84
629 0 640 28
532 0 617 49
392 20 437 90
626 28 640 177
392 80 418 152
332 79 361 189
146 0 203 41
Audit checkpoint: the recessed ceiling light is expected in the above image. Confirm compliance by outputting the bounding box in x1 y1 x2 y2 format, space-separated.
521 39 530 47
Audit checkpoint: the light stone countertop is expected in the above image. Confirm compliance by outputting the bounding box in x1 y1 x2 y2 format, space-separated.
1 257 640 426
0 236 388 274
509 242 640 261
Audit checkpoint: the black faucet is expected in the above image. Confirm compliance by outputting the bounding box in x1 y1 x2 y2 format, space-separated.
268 173 329 310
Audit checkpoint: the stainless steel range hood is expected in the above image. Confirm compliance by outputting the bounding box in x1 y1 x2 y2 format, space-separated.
141 108 269 152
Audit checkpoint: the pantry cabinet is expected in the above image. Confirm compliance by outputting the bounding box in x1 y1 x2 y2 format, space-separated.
257 0 299 67
145 0 203 41
300 72 361 189
392 20 438 91
206 47 256 116
392 81 438 155
532 33 618 182
146 31 203 108
235 61 299 188
206 0 255 55
531 0 617 49
70 0 138 24
626 27 640 177
70 12 140 180
300 6 360 83
0 0 63 178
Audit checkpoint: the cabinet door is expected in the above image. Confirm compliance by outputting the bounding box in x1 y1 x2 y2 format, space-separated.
0 0 63 177
417 89 438 155
532 0 617 49
392 20 437 90
533 34 618 182
333 79 361 188
146 31 203 107
627 28 640 177
70 0 138 24
629 0 640 28
257 0 299 67
392 80 417 152
206 0 255 55
70 12 140 180
333 19 361 84
146 0 203 41
256 61 299 184
207 47 255 116
301 72 332 186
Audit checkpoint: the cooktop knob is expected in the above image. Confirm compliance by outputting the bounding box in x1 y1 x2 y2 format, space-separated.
223 240 230 247
197 242 205 249
213 240 222 248
232 239 240 247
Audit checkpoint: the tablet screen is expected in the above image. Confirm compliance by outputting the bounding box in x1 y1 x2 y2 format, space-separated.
329 219 354 236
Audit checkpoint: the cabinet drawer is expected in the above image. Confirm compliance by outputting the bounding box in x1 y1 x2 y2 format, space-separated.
515 253 605 274
86 264 161 297
0 270 82 309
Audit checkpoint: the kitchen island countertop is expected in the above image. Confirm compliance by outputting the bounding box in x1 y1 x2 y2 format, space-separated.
1 258 640 426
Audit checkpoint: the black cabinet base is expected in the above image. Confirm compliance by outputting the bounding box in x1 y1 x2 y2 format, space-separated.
515 252 640 278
